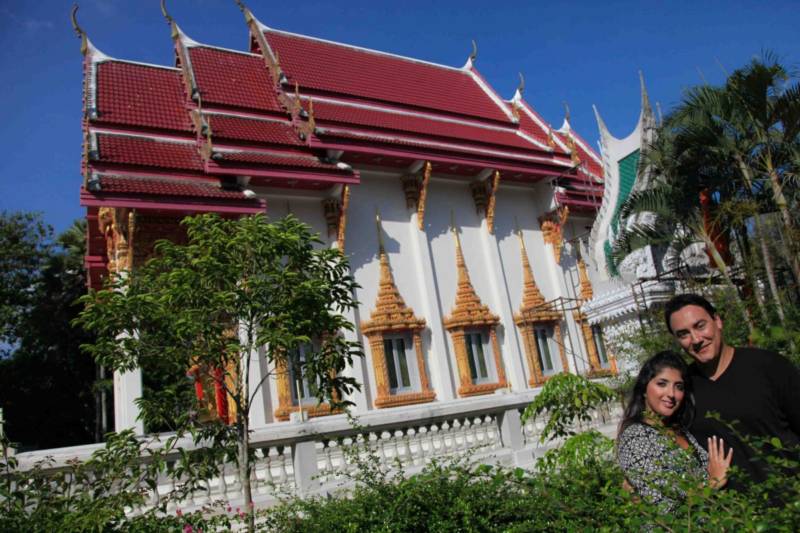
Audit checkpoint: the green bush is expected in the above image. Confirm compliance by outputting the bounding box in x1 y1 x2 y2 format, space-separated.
262 433 799 532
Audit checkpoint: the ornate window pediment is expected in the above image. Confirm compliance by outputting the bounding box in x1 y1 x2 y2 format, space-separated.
443 225 507 397
361 214 435 408
513 231 569 386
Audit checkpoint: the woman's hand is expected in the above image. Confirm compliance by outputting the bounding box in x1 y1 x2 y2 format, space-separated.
707 435 733 489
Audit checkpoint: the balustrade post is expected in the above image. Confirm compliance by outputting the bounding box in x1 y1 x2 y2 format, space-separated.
292 440 319 495
497 407 524 451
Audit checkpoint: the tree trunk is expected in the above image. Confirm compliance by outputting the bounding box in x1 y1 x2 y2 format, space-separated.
765 159 800 284
238 415 254 533
735 227 768 323
697 225 756 337
735 155 787 324
753 214 787 325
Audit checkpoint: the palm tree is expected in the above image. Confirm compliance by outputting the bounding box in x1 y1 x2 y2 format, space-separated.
611 54 800 333
610 131 758 335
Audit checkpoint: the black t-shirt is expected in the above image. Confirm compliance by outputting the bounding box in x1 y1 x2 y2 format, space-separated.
689 347 800 491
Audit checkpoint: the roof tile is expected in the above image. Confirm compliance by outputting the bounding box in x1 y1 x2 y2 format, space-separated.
99 175 254 200
265 31 510 123
96 62 192 132
216 149 346 171
206 113 302 146
95 134 203 171
310 100 542 152
189 47 282 112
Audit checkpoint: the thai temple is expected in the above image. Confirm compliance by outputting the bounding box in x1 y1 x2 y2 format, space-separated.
73 0 622 440
582 74 676 346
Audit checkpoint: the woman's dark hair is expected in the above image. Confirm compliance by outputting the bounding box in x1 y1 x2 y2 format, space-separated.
618 350 695 435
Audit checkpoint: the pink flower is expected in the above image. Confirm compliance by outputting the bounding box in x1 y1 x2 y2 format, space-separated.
183 525 193 533
176 509 183 517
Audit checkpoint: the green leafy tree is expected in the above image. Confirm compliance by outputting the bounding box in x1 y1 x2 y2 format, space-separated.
76 213 363 532
0 211 52 351
521 373 615 443
0 216 98 450
611 54 800 335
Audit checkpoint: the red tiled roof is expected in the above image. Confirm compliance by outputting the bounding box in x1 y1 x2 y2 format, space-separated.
514 105 567 156
555 130 603 178
188 47 282 113
309 99 543 153
96 62 192 132
205 113 302 146
556 191 603 211
95 134 203 171
214 149 347 171
264 30 510 123
314 127 555 164
98 175 256 200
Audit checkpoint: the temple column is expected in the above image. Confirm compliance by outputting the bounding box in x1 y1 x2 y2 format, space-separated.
246 344 270 428
478 216 526 391
114 368 143 434
406 176 456 401
324 188 369 413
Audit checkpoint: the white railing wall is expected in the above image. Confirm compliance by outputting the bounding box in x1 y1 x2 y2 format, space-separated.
13 390 622 512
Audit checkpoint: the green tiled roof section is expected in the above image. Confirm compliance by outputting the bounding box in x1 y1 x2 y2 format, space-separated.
610 149 640 234
604 240 619 277
605 149 640 275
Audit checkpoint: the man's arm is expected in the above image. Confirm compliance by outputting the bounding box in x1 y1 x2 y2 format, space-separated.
772 352 800 437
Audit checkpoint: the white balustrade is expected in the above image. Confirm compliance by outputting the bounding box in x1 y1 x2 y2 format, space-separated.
9 390 620 513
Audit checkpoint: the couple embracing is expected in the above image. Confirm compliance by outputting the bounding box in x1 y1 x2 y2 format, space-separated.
617 294 800 511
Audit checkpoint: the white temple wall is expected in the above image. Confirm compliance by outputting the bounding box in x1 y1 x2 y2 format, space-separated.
492 184 550 385
248 173 600 424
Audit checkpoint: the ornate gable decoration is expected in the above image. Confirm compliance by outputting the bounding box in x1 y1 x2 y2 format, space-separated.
539 206 569 264
443 225 499 330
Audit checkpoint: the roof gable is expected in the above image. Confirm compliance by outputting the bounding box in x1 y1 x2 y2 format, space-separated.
95 61 192 133
263 29 511 123
188 46 283 113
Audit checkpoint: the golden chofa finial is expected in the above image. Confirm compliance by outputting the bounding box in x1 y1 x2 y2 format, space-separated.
469 40 478 63
160 0 174 24
234 0 254 23
160 0 180 38
516 72 525 96
70 4 88 55
563 101 571 123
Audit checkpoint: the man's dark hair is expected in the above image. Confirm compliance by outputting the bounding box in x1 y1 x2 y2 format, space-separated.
664 294 718 334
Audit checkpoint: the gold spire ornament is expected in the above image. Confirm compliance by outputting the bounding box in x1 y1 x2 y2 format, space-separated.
443 216 507 396
512 226 567 385
361 211 435 408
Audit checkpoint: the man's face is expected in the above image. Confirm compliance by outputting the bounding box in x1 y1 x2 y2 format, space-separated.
668 304 725 364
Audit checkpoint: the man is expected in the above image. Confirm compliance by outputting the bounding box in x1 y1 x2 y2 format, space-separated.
664 294 800 492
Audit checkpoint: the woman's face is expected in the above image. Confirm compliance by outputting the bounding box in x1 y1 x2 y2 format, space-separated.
645 367 685 418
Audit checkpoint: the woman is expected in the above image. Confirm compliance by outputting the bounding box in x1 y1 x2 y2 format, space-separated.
617 351 733 511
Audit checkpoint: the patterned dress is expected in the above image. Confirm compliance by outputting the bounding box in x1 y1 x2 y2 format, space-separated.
617 422 709 511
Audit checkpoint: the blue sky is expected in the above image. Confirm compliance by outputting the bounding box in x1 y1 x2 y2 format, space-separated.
1 0 798 235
